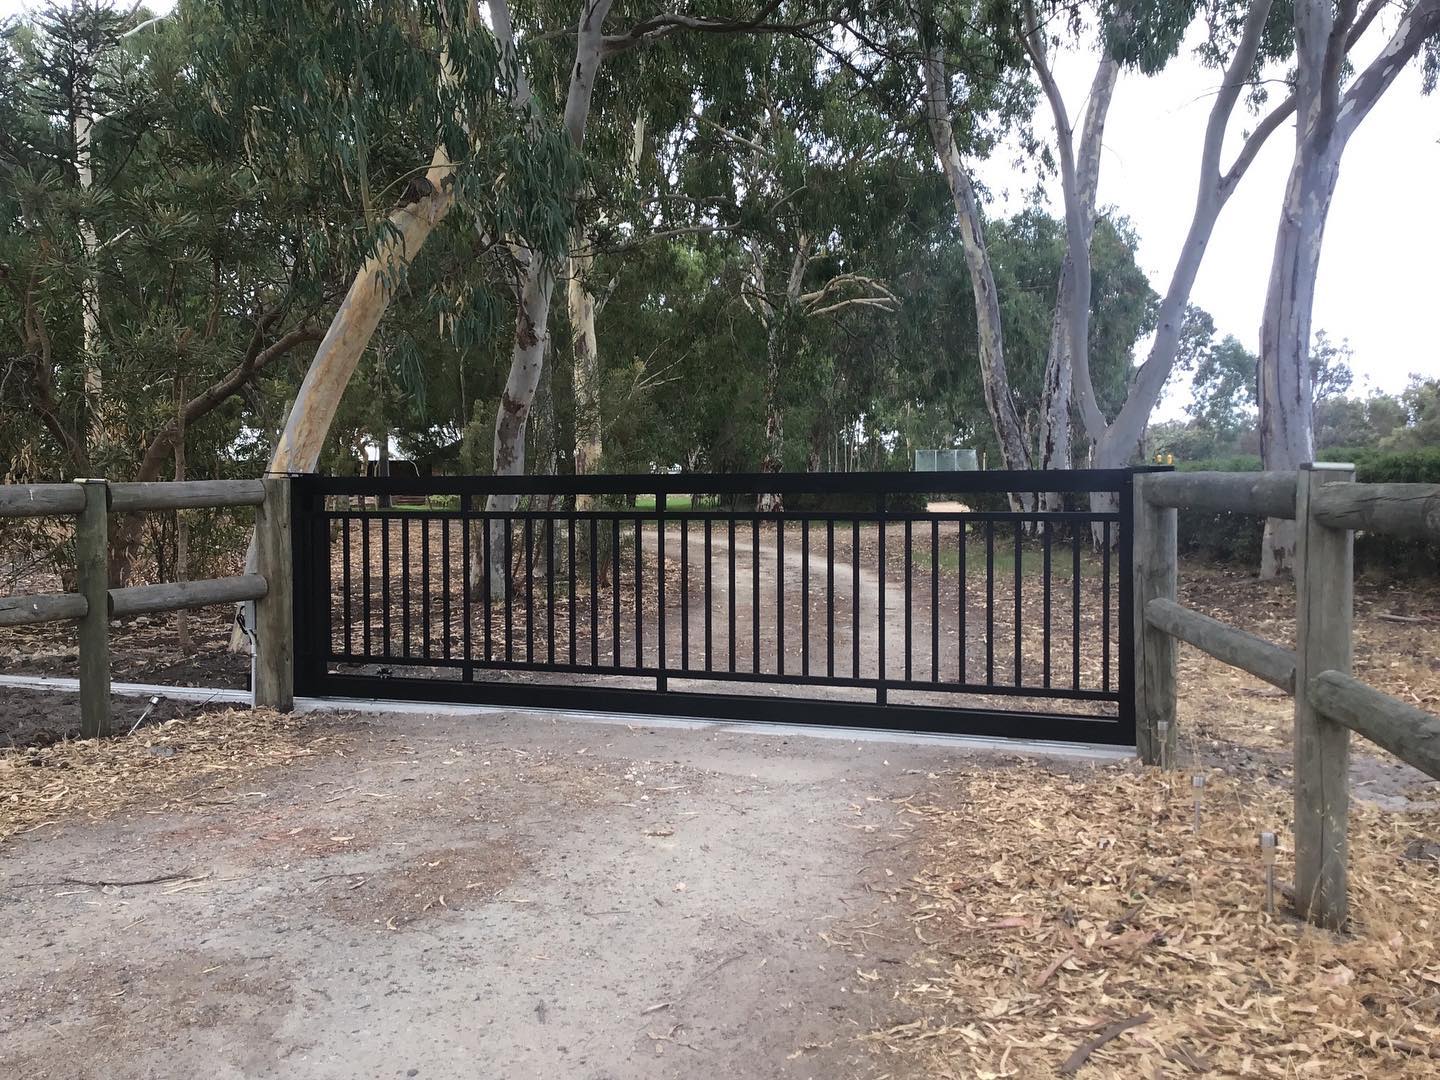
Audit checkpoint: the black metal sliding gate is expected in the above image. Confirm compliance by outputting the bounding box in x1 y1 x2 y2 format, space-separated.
291 470 1137 745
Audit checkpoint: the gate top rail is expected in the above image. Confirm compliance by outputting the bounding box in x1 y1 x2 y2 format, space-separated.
298 468 1137 499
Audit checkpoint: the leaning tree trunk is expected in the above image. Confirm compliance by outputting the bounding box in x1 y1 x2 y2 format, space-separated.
1258 148 1338 577
478 259 555 600
225 148 454 650
918 45 1033 508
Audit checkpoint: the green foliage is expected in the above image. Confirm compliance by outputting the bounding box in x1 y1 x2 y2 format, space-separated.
1171 450 1440 574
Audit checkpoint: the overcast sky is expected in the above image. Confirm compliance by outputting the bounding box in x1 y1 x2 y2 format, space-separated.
6 0 1436 415
976 19 1440 415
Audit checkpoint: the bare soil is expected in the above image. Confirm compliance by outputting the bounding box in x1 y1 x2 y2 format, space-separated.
0 707 997 1080
0 687 211 748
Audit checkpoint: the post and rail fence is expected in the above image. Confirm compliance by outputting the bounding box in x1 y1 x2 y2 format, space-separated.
5 464 1440 931
0 477 293 737
1134 463 1440 929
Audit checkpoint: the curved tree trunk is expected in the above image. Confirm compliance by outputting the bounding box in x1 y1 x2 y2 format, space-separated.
1258 151 1337 576
918 41 1032 508
1255 0 1439 576
225 148 453 649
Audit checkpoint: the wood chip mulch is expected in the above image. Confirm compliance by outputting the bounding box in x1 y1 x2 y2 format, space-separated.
839 760 1440 1078
0 708 344 844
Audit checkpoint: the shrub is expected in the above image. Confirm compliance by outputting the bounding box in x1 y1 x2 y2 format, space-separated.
1169 451 1440 575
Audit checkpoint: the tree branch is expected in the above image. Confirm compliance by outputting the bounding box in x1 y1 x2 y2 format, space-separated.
600 0 811 57
1335 0 1440 143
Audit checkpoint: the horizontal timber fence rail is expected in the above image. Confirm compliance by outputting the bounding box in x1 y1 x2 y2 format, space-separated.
1134 464 1440 930
0 478 293 736
291 469 1140 745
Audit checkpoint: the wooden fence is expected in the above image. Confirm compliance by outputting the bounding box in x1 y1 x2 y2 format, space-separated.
1134 463 1440 929
0 477 293 736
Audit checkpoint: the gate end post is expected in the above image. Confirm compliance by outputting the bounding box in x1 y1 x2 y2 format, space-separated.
1293 462 1355 930
1133 473 1177 766
254 476 295 711
74 478 111 739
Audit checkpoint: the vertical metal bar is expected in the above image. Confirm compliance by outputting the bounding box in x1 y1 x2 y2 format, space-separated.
877 494 886 704
751 516 760 674
728 517 736 673
590 517 600 666
612 517 621 667
1072 524 1082 690
704 516 713 671
441 517 452 661
958 519 967 683
903 516 912 682
505 517 514 662
460 497 472 680
1118 473 1137 748
776 515 785 676
546 515 555 665
931 519 939 683
568 513 577 665
1102 520 1112 692
826 520 835 678
657 494 666 687
801 518 810 677
984 519 994 685
525 514 534 663
1043 521 1053 688
361 512 372 657
341 515 352 653
634 516 643 668
481 511 491 664
421 517 432 658
1014 519 1023 687
400 514 411 657
680 516 690 671
381 513 392 657
851 520 860 681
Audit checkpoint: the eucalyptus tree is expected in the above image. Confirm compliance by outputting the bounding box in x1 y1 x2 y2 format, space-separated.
1256 0 1440 575
1 5 329 485
191 0 571 489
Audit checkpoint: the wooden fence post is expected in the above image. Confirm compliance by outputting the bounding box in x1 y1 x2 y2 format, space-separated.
74 478 111 739
253 476 294 710
1293 462 1355 929
1133 475 1177 766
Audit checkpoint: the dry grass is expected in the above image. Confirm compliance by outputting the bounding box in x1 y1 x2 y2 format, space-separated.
842 760 1440 1078
0 708 345 844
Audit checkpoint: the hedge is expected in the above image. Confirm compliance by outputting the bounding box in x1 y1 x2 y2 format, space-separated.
1169 448 1440 574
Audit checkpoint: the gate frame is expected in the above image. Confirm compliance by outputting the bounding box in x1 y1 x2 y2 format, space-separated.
291 469 1139 746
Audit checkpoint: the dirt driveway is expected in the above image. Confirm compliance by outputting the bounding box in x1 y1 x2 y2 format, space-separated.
0 708 1069 1080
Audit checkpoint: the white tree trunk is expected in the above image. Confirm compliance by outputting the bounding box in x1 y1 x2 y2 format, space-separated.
1258 151 1336 575
226 148 454 651
484 260 556 598
918 43 1032 503
569 240 601 486
1256 0 1440 576
478 0 611 597
267 152 454 473
1088 0 1282 470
